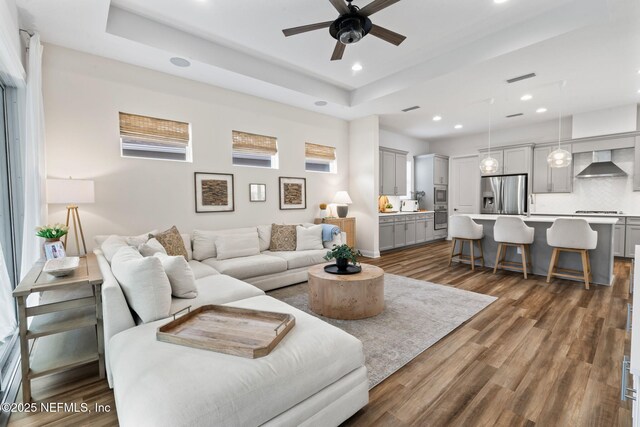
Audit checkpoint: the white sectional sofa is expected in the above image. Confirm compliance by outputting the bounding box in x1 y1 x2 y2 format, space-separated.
96 224 367 427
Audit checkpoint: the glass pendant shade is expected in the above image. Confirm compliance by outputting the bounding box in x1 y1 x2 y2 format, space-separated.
479 156 499 174
547 148 572 168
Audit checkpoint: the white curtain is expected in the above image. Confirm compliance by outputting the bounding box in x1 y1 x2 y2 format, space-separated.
19 33 47 279
0 243 16 341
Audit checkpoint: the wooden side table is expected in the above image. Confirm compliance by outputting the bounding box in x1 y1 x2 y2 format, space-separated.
13 253 104 402
314 217 356 248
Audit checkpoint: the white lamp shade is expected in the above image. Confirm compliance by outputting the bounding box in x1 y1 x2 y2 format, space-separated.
47 179 95 204
332 191 353 205
479 156 499 174
547 148 572 168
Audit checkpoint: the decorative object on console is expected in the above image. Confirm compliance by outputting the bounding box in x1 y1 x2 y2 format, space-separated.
249 183 266 202
43 240 66 260
319 203 328 219
36 223 68 259
479 98 499 174
279 177 306 210
270 224 297 251
323 244 362 272
547 80 572 169
154 226 189 259
42 256 79 277
194 172 234 213
333 191 353 218
46 178 95 256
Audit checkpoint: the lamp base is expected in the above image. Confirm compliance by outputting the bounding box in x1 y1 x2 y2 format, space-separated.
337 205 349 218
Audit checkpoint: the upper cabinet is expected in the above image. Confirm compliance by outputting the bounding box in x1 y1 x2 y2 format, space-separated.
433 156 449 185
532 145 573 193
478 146 531 176
379 147 408 196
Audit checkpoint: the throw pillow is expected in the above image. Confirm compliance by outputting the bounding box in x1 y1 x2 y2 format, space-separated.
154 253 198 299
192 227 257 260
215 232 261 260
101 235 129 263
138 238 167 257
111 246 172 323
181 233 193 261
296 225 324 251
257 224 272 252
270 224 297 251
155 226 189 259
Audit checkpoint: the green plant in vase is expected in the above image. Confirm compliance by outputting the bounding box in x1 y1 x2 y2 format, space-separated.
36 224 69 241
384 203 393 212
324 244 362 272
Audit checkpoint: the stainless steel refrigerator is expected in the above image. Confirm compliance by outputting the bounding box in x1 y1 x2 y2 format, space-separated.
480 174 528 215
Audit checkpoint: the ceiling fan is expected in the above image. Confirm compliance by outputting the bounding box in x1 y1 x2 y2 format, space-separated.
282 0 406 61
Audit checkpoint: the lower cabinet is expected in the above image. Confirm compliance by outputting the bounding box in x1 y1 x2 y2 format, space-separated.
379 221 394 251
615 224 626 257
380 213 439 251
394 221 406 248
627 224 640 259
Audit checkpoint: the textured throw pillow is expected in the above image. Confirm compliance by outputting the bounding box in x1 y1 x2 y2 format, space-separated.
138 238 167 257
155 226 189 259
111 246 172 323
270 224 297 251
296 225 324 251
154 253 198 299
215 233 261 260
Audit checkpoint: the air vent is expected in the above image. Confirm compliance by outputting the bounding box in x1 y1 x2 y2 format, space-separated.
506 113 524 118
401 106 420 113
506 73 536 84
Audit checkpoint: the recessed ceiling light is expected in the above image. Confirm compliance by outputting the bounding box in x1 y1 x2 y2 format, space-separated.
454 124 463 129
314 100 328 106
351 63 363 71
170 57 191 67
432 115 442 121
520 94 533 101
494 0 509 3
536 107 547 113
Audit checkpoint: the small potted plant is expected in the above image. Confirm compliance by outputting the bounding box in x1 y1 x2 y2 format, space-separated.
36 224 69 242
324 244 362 272
384 203 394 213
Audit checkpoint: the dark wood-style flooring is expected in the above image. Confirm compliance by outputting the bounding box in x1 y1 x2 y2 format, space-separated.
9 240 633 426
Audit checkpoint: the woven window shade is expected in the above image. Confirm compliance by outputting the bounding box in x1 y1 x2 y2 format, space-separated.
232 131 278 156
305 142 336 161
119 112 190 146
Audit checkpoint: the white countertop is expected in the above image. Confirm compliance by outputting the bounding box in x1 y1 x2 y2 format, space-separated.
378 211 434 216
533 212 640 218
631 247 639 375
465 214 618 225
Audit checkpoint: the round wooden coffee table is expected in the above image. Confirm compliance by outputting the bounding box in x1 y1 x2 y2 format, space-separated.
307 263 384 320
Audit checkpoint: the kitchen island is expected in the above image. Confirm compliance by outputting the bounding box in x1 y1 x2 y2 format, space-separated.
458 214 618 286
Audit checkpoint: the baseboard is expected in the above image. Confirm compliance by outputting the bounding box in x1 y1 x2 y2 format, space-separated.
359 250 380 258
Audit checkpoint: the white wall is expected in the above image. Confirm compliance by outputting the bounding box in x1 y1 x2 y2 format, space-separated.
0 0 25 85
572 104 638 139
349 116 379 258
43 45 350 250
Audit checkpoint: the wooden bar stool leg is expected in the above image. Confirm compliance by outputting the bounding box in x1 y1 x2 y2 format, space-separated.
493 243 503 274
580 249 590 290
448 239 457 266
586 251 592 281
526 244 533 270
478 240 485 268
547 248 559 283
520 244 528 279
470 240 475 271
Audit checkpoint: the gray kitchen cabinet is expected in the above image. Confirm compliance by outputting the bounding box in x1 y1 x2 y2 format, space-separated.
425 219 435 241
416 219 427 243
433 156 449 185
379 213 435 251
405 217 416 246
635 137 640 191
532 145 572 193
503 146 532 175
615 224 626 257
393 222 406 248
379 221 395 251
627 218 640 258
379 147 408 196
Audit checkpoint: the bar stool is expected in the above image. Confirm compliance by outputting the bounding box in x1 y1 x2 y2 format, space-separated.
448 216 484 271
546 218 598 289
493 216 535 279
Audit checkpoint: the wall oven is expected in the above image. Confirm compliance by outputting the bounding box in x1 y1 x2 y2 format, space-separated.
434 185 447 205
434 206 448 230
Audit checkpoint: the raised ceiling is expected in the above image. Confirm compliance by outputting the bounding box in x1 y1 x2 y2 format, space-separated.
16 0 640 140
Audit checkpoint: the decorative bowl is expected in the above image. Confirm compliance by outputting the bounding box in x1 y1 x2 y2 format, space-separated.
43 257 80 277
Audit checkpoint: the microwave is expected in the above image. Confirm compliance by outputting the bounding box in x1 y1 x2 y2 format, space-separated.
434 186 447 204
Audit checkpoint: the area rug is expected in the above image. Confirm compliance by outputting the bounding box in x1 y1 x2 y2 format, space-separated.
268 273 496 389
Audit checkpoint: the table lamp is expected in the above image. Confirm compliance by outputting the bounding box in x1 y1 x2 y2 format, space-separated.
47 178 95 256
333 191 352 218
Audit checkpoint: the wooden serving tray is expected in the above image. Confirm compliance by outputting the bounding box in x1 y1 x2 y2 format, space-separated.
157 305 295 359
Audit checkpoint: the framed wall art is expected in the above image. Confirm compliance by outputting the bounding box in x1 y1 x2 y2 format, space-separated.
249 183 266 202
279 177 306 210
194 172 234 213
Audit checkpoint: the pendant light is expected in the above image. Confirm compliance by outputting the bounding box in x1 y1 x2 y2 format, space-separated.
479 98 499 174
547 81 572 168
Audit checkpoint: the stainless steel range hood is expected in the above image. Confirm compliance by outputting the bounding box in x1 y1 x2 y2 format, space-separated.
576 150 627 178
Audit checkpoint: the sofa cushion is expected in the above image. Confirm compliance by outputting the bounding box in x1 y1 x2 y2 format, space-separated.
265 250 328 270
192 227 257 260
154 253 198 299
169 274 264 314
296 225 323 251
215 232 260 260
270 224 297 251
187 260 219 279
111 246 172 323
257 224 271 252
109 295 364 427
138 238 167 257
101 235 129 263
154 226 189 259
202 254 287 280
94 230 157 248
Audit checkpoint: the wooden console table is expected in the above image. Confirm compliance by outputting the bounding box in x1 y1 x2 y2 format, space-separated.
314 217 356 248
13 253 104 402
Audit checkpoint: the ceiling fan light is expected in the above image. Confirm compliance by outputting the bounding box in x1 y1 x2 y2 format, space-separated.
479 156 499 174
547 148 572 168
338 17 364 44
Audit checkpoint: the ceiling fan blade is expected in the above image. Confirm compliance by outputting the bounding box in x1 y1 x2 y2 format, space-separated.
282 21 333 37
359 0 402 17
369 24 406 46
331 41 346 61
328 0 350 15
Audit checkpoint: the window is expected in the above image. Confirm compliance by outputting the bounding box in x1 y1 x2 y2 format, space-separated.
119 112 191 162
305 143 337 173
232 131 279 168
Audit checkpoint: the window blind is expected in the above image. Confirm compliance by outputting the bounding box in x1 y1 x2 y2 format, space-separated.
305 142 336 161
232 131 278 156
119 112 190 146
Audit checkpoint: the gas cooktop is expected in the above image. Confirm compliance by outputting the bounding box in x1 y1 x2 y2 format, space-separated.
575 210 622 214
